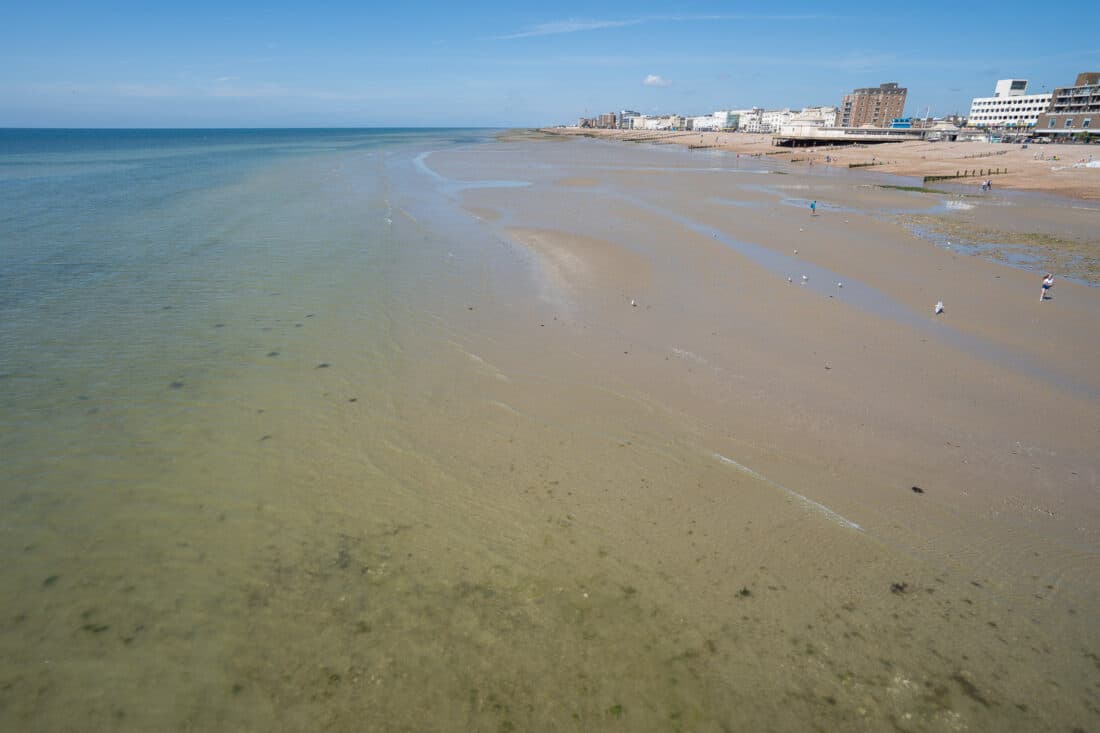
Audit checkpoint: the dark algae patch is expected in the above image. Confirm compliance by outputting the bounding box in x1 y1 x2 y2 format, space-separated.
895 213 1100 284
878 184 948 194
950 673 991 708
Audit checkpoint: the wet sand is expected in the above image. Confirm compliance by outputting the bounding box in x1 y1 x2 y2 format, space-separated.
431 135 1100 730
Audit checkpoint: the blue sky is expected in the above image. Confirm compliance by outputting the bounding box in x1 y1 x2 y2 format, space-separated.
2 1 1096 127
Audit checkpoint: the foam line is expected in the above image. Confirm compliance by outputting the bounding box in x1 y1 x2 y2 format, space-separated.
713 452 863 531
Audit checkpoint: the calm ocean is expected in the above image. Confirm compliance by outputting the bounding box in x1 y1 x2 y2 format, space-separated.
0 128 563 730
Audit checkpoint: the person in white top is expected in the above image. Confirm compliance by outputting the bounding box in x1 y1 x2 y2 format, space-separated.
1041 273 1054 302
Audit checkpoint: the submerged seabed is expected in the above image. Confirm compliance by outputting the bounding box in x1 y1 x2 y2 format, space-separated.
1 130 1097 731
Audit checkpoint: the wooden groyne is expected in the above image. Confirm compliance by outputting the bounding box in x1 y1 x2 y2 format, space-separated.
923 167 1008 183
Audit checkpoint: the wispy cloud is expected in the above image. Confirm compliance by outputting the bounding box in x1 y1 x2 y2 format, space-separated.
643 74 671 87
492 14 831 40
493 18 645 40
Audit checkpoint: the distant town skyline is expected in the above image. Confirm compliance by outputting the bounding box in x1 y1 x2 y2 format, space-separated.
2 1 1097 128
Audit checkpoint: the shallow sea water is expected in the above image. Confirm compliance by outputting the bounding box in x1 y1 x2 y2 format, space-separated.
2 130 1098 731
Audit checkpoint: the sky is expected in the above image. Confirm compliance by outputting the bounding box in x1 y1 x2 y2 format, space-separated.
2 0 1097 128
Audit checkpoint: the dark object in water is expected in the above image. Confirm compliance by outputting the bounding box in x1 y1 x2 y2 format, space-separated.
737 587 752 598
911 486 924 494
316 363 330 369
890 582 909 594
169 381 184 389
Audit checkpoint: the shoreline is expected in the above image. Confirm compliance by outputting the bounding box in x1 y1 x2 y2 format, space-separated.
541 127 1100 202
535 127 1100 286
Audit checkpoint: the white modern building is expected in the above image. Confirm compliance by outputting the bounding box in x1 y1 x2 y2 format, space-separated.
967 79 1051 129
790 106 838 127
689 114 721 131
731 108 765 133
688 110 740 131
619 110 643 129
640 115 685 131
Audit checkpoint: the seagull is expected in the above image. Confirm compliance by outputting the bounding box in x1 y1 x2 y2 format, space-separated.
793 249 798 255
787 277 793 283
801 275 809 285
630 299 637 307
934 301 944 314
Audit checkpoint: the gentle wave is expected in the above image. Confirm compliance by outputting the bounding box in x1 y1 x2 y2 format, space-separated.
712 452 863 531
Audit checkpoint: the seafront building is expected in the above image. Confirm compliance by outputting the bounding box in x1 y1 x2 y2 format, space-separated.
619 110 642 129
688 115 718 131
967 79 1052 129
1034 72 1099 139
731 108 788 134
730 108 764 133
838 83 907 127
576 112 620 129
687 111 738 131
790 106 838 127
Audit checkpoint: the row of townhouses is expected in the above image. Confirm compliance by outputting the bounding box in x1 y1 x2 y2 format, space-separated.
582 106 838 134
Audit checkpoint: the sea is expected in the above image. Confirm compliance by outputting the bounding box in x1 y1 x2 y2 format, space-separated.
0 128 576 730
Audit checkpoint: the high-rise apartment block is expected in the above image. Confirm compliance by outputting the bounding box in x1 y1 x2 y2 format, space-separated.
1035 72 1099 138
838 82 907 128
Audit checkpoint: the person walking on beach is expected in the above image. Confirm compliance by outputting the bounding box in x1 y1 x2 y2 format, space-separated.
1041 273 1054 302
810 200 817 216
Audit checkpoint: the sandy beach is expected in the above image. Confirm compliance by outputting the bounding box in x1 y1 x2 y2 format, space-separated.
3 130 1098 731
426 131 1100 730
550 127 1100 201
